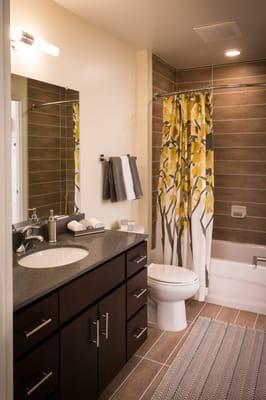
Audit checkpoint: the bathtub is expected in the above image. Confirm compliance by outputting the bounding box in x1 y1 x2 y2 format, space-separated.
207 240 266 315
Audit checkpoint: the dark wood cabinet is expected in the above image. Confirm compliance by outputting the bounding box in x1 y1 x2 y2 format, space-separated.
98 285 126 392
127 305 148 359
126 242 147 277
14 241 147 400
14 293 58 359
127 268 147 319
60 284 126 399
14 334 58 400
60 304 98 400
59 254 125 323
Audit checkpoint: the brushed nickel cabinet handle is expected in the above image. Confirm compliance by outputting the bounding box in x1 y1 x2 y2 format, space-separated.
133 288 147 299
133 327 148 340
24 318 52 339
26 371 53 396
133 255 147 264
101 312 109 340
92 320 100 347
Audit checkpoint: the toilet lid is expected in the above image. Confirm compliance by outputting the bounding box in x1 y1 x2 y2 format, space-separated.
148 263 198 285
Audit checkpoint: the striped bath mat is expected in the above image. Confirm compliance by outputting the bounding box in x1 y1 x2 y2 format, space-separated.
152 317 266 400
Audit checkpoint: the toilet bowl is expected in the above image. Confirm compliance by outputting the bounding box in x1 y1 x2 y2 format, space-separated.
148 263 200 332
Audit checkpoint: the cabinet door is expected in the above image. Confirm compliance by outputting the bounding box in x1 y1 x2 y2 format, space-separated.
98 284 126 392
60 304 98 400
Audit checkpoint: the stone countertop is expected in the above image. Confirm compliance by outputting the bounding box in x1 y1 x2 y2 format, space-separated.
13 230 147 312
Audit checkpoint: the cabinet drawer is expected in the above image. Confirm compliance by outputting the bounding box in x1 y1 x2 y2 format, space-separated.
14 334 59 400
127 268 147 320
14 293 58 359
127 305 147 360
126 242 147 278
60 254 125 323
49 394 58 400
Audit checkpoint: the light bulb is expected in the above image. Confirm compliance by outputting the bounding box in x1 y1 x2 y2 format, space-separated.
10 26 60 57
225 49 241 57
34 38 60 57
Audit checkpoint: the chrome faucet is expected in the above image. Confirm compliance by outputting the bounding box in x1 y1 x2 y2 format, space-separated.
16 225 44 254
252 256 266 269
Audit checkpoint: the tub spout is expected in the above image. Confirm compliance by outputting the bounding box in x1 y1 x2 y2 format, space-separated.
252 256 266 269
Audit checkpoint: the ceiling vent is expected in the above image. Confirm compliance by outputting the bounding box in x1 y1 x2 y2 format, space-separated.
193 21 242 42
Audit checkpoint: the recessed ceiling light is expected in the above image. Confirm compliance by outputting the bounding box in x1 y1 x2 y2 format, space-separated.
225 49 241 57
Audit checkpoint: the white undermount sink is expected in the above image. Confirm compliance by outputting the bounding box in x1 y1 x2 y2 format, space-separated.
18 247 89 269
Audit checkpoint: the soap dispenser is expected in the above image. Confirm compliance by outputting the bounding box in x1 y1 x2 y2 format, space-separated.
48 209 57 243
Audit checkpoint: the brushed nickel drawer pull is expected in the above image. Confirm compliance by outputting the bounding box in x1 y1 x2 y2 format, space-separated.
133 255 147 264
101 312 109 340
133 327 147 340
92 319 100 348
24 318 52 339
26 371 53 396
133 288 147 299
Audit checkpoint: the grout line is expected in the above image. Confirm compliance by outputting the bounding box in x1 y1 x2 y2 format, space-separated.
214 146 266 150
138 302 207 400
138 364 166 400
253 313 259 329
215 306 223 320
215 159 266 163
142 330 166 358
214 132 266 136
215 117 266 122
214 102 266 109
141 356 165 366
215 213 266 220
107 356 144 400
164 302 207 366
107 330 166 400
213 226 266 234
153 70 176 84
233 309 241 324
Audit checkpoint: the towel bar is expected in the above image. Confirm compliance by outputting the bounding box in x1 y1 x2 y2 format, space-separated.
99 154 137 162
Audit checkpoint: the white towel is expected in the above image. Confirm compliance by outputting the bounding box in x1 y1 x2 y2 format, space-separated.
81 218 104 229
120 156 136 200
67 220 85 232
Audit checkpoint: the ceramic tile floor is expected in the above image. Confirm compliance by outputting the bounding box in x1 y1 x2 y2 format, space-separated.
99 301 266 400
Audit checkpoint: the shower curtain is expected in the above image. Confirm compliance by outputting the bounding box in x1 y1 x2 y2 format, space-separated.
73 103 80 213
156 91 214 301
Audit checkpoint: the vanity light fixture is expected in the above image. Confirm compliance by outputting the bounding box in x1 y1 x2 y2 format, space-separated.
10 26 60 57
225 48 241 57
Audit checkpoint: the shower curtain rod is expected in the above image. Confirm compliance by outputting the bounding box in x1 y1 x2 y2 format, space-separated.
31 99 79 110
153 82 266 100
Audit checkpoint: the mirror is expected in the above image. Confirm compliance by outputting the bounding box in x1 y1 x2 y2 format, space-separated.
11 74 80 224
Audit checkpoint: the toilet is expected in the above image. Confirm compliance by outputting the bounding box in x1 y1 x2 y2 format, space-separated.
148 263 200 332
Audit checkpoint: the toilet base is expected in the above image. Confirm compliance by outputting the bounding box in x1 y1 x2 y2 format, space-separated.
157 300 187 332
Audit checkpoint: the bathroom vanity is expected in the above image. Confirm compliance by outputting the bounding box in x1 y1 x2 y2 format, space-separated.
13 230 148 400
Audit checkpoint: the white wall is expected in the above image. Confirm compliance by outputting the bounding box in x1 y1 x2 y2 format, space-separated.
0 0 13 398
11 0 151 229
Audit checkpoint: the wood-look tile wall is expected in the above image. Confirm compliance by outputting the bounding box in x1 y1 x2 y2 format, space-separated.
152 57 266 247
152 55 177 248
28 79 78 217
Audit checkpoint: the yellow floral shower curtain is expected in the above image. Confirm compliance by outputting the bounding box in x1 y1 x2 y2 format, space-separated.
156 91 214 300
73 103 80 213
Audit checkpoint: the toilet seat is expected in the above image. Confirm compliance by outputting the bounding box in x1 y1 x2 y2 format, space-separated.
148 263 198 286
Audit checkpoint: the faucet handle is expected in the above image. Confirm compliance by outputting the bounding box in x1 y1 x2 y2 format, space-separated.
28 208 39 223
18 224 41 234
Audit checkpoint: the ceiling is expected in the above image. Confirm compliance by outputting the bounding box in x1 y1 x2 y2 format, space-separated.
54 0 266 69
